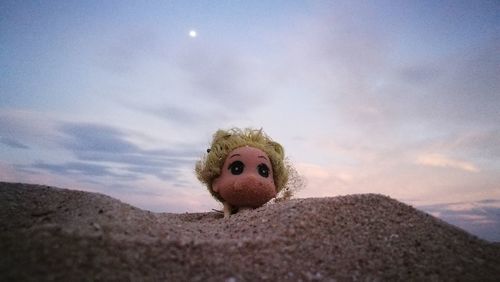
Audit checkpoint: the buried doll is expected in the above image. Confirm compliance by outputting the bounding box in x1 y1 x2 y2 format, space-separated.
196 128 300 218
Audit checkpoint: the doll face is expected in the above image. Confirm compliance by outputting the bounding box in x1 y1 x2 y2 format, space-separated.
212 146 277 208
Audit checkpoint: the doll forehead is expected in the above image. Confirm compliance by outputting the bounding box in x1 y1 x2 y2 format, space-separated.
227 146 269 160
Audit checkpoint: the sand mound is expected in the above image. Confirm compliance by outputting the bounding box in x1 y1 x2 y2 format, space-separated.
1 182 499 281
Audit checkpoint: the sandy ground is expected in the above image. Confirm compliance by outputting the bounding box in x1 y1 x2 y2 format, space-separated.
1 182 499 281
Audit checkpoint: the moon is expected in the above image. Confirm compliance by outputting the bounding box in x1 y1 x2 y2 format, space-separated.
189 30 197 38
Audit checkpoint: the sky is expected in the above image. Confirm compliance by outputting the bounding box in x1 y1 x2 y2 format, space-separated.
1 0 499 241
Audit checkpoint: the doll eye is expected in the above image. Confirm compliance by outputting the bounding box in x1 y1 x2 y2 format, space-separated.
257 163 270 178
228 161 244 175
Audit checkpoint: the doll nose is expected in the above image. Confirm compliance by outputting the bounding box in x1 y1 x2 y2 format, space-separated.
234 174 257 191
225 174 277 208
234 174 275 193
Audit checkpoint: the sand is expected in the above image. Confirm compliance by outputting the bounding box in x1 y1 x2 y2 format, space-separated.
1 182 499 281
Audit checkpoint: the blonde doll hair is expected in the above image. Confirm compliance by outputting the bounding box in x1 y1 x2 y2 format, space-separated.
195 128 290 202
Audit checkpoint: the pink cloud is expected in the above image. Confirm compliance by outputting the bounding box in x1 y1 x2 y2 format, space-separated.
416 153 479 173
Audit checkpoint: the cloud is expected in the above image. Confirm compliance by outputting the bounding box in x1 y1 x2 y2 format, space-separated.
129 103 229 129
277 12 496 204
1 114 203 187
273 9 390 126
145 105 202 124
382 38 500 130
29 161 139 181
415 153 479 173
272 11 499 142
60 123 139 153
175 43 274 114
419 199 500 242
0 136 29 149
0 110 60 149
434 130 500 161
95 27 167 75
56 122 199 183
397 64 442 85
93 26 275 128
293 137 500 208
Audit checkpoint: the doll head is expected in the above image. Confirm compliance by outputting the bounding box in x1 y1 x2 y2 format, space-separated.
195 128 289 207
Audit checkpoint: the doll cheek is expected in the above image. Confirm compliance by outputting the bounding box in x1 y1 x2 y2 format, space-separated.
212 175 232 192
212 178 221 192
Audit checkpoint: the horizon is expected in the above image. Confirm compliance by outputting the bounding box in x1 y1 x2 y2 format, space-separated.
1 1 499 241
